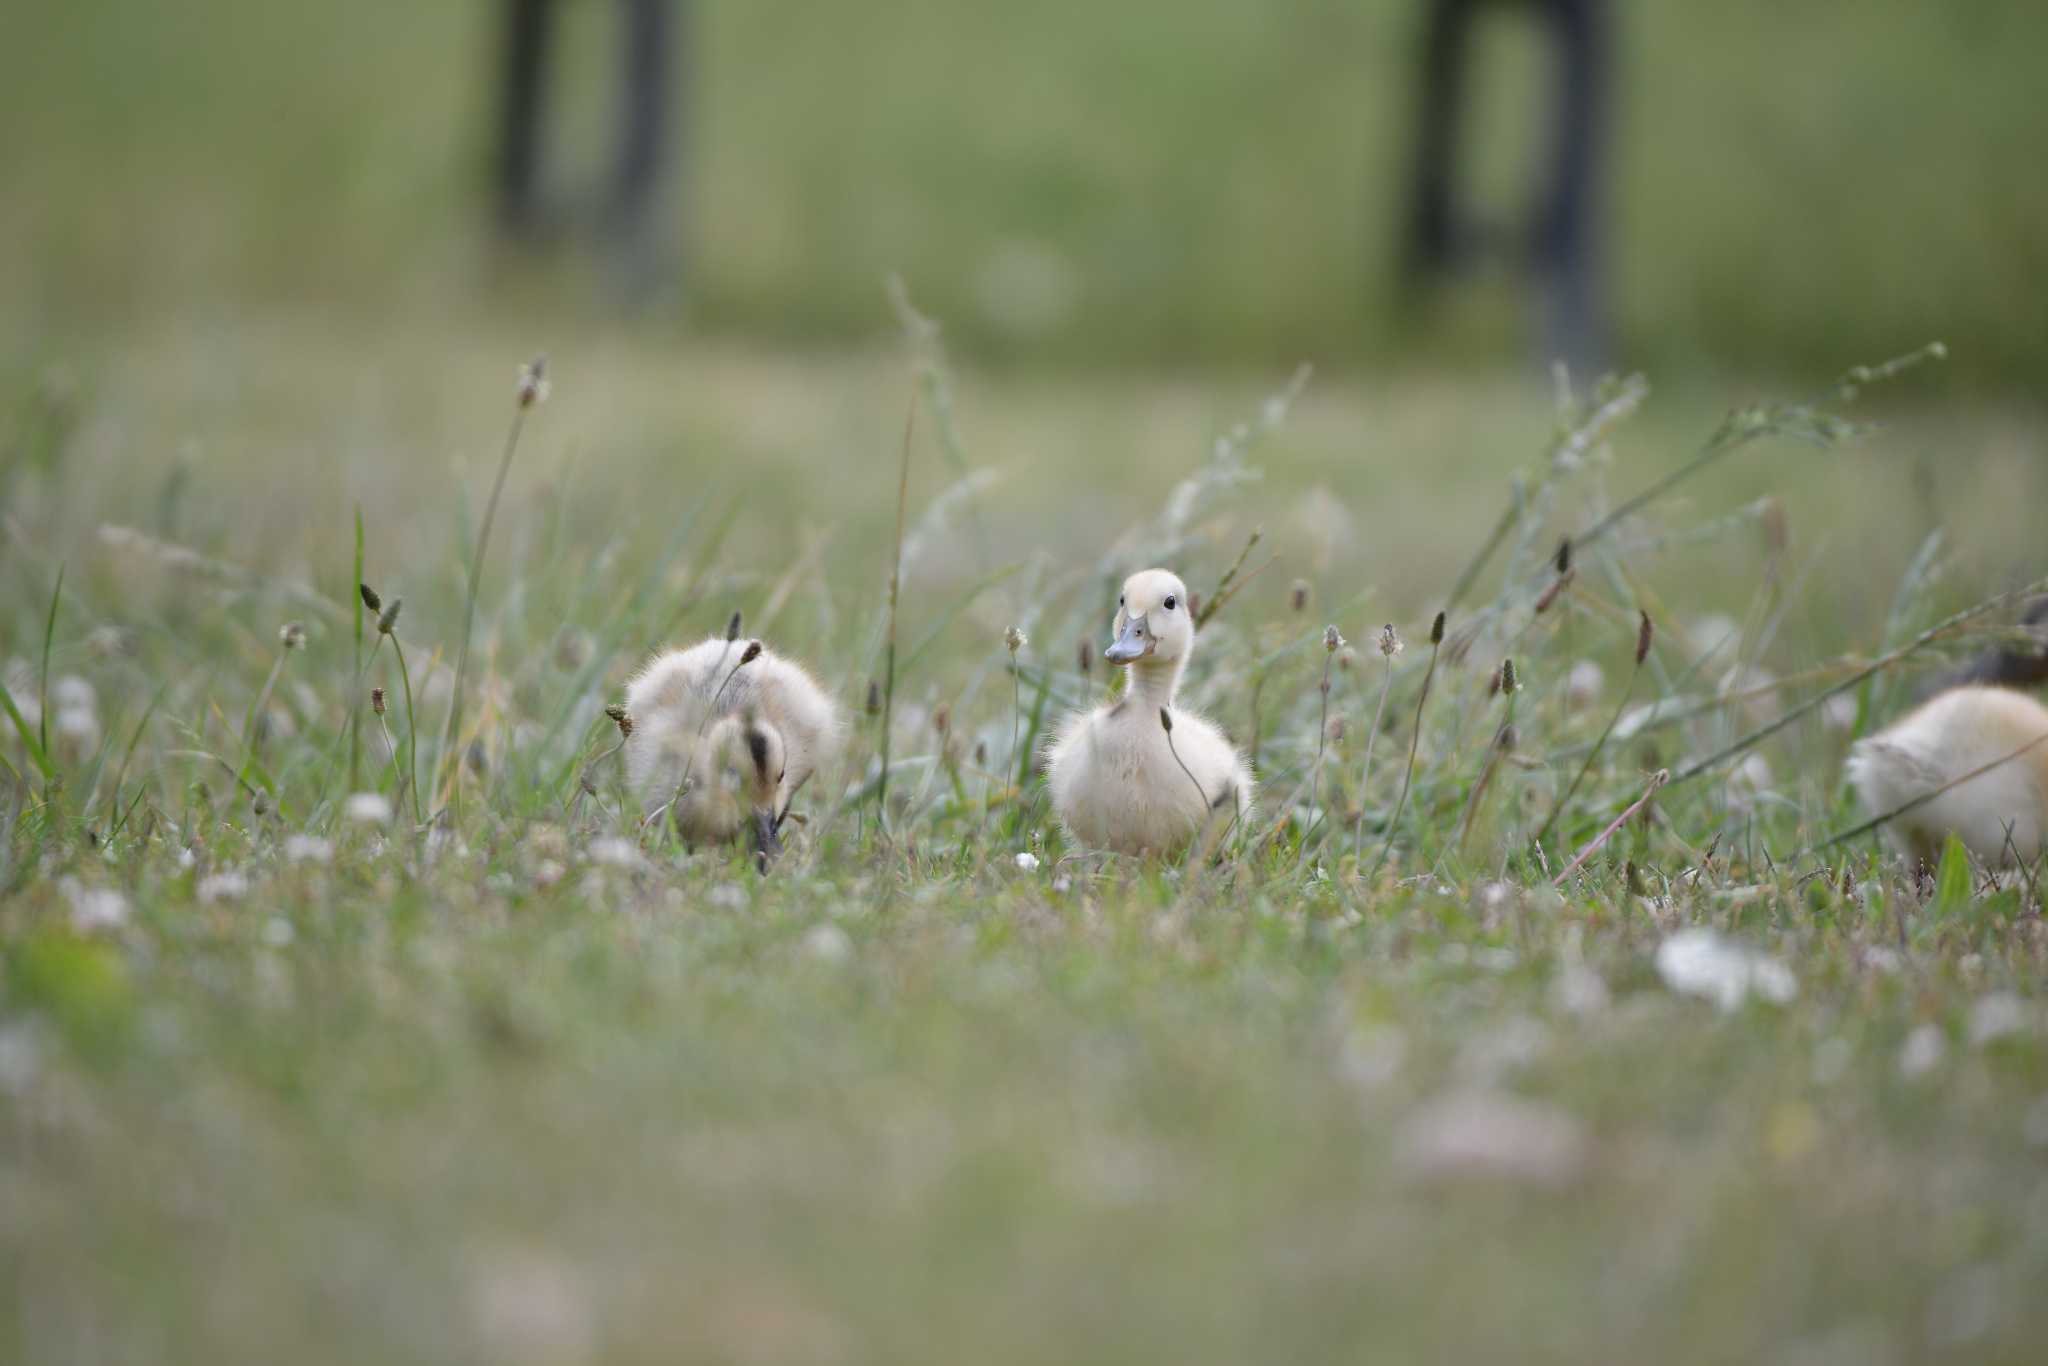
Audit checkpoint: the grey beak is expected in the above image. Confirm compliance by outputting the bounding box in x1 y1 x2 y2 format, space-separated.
748 807 784 872
1104 615 1151 665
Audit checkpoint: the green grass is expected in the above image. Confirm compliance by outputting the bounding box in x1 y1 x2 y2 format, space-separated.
3 1 2046 384
3 309 2048 1360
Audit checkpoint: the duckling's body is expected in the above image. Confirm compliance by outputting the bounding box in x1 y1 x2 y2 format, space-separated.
1845 684 2048 866
623 637 843 863
1047 569 1253 856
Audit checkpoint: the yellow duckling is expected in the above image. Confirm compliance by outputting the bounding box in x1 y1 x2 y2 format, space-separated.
1046 569 1254 855
623 637 844 866
1845 684 2048 866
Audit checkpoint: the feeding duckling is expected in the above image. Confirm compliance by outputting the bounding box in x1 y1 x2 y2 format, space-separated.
1845 684 2048 866
622 635 844 867
1047 568 1254 855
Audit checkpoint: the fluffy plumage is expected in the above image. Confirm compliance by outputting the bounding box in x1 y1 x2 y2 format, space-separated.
623 637 844 864
1845 684 2048 865
1047 569 1254 855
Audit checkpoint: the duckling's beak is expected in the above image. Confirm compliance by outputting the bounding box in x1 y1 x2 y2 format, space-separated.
1104 614 1152 664
748 807 784 871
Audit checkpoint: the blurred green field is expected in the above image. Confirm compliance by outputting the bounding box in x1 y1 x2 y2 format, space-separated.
5 1 2046 383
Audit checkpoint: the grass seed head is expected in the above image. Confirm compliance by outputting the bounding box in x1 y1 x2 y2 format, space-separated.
1378 624 1404 659
1077 638 1093 675
516 354 550 409
1158 707 1173 734
1324 625 1345 653
377 597 403 634
1430 612 1446 645
359 583 382 613
1004 626 1027 655
738 641 763 666
866 680 881 716
370 686 386 715
1636 611 1655 666
1500 658 1518 694
726 610 743 642
279 621 306 651
605 704 633 738
1291 580 1310 614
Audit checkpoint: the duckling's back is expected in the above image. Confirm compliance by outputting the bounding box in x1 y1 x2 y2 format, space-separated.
622 639 844 817
1846 684 2048 864
622 639 739 811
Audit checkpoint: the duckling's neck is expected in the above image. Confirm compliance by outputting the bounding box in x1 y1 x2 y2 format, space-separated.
1123 658 1183 713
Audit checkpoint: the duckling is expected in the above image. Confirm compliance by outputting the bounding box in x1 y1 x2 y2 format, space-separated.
1046 568 1253 855
622 637 844 866
1845 684 2048 866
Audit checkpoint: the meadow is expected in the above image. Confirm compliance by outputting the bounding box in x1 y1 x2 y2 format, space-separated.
7 0 2048 1360
3 304 2047 1361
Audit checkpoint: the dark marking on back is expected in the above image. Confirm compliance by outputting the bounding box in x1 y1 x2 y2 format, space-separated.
745 726 772 780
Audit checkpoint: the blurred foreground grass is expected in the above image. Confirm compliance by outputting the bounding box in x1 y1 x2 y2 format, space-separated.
3 312 2048 1361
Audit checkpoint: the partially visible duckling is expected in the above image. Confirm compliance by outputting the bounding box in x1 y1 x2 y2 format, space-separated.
1845 684 2048 866
1046 569 1253 855
623 637 844 866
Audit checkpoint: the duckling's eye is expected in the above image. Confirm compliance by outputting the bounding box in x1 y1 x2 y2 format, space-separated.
1163 595 1177 611
1118 595 1125 607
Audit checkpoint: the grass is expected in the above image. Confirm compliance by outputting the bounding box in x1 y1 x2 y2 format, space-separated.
3 305 2048 1361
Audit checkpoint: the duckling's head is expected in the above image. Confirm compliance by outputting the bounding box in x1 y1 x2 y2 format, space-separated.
684 711 788 868
1104 569 1194 669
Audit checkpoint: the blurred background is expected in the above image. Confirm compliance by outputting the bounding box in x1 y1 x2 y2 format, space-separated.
6 0 2045 380
2 0 2045 630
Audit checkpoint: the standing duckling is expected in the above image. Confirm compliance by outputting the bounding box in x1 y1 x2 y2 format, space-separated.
1845 684 2048 866
623 636 844 866
1047 569 1254 855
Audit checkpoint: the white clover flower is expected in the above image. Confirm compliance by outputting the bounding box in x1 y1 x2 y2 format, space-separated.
1655 928 1795 1011
197 871 250 904
1014 851 1041 872
801 923 852 963
343 792 394 826
587 837 643 869
62 878 130 932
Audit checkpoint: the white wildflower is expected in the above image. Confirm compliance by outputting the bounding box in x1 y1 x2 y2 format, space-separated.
62 877 130 932
283 834 333 865
197 871 250 903
802 923 852 963
1396 1089 1587 1187
1014 851 1041 872
586 837 643 869
1898 1024 1946 1080
1969 993 2031 1048
1655 927 1796 1011
343 792 394 826
1565 659 1605 711
51 675 96 711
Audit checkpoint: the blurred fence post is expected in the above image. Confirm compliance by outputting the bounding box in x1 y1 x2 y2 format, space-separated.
495 0 688 299
1402 0 1610 374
